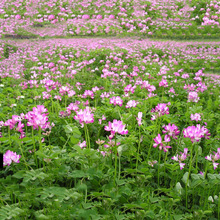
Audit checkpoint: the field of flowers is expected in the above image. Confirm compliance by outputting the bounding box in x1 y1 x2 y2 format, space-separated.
0 0 220 39
0 36 220 219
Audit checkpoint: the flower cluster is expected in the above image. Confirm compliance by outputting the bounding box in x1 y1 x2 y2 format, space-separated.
26 105 52 131
126 100 138 108
3 150 21 166
183 124 210 143
104 119 128 139
74 107 94 127
188 91 200 103
124 84 136 95
136 112 143 126
190 113 202 122
153 134 172 152
162 123 180 139
172 148 189 170
151 103 170 120
109 96 123 106
205 148 220 170
78 140 87 149
4 114 25 138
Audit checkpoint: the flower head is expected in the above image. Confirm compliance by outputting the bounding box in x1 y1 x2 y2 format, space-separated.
74 107 94 127
3 150 21 166
136 112 143 126
104 119 128 138
109 96 123 107
162 123 180 139
172 148 189 170
153 134 172 152
183 124 210 143
190 113 202 122
205 148 220 170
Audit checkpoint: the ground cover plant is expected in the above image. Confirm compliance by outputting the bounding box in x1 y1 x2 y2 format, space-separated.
0 37 220 219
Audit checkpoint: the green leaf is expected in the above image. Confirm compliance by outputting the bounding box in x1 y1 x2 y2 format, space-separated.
182 172 189 186
70 136 79 144
173 215 183 220
175 182 183 195
12 170 26 179
69 170 86 178
207 173 216 180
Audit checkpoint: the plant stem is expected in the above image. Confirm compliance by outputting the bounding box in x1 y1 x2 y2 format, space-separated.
147 117 159 162
118 155 121 181
32 127 37 168
114 135 117 185
8 126 11 147
186 143 194 209
136 125 141 172
158 150 162 186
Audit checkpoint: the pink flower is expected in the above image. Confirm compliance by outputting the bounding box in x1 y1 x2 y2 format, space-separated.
68 90 76 97
151 103 169 120
78 140 87 149
136 112 143 126
48 14 55 21
82 14 90 19
99 115 106 124
96 15 102 19
183 124 210 143
148 160 157 167
124 84 136 94
74 107 94 127
26 105 51 131
15 14 21 20
59 86 70 96
48 62 55 68
54 95 62 101
190 113 201 122
104 139 121 148
97 149 108 157
184 84 196 92
172 148 189 170
3 150 21 166
153 134 172 152
110 96 123 107
126 100 138 108
169 87 175 94
162 123 180 139
104 119 128 138
205 148 220 170
82 90 94 99
109 15 115 19
159 79 168 87
188 91 199 103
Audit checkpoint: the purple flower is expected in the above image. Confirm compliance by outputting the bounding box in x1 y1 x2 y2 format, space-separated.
109 96 123 107
74 107 94 127
172 148 189 170
188 91 199 103
151 103 169 120
105 119 128 138
183 124 210 143
136 112 143 126
153 134 172 152
3 150 21 166
190 113 202 122
205 148 220 170
162 123 180 139
78 140 87 149
126 100 138 108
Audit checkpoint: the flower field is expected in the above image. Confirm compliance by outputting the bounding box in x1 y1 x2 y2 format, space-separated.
0 0 220 219
0 36 220 219
0 0 220 39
